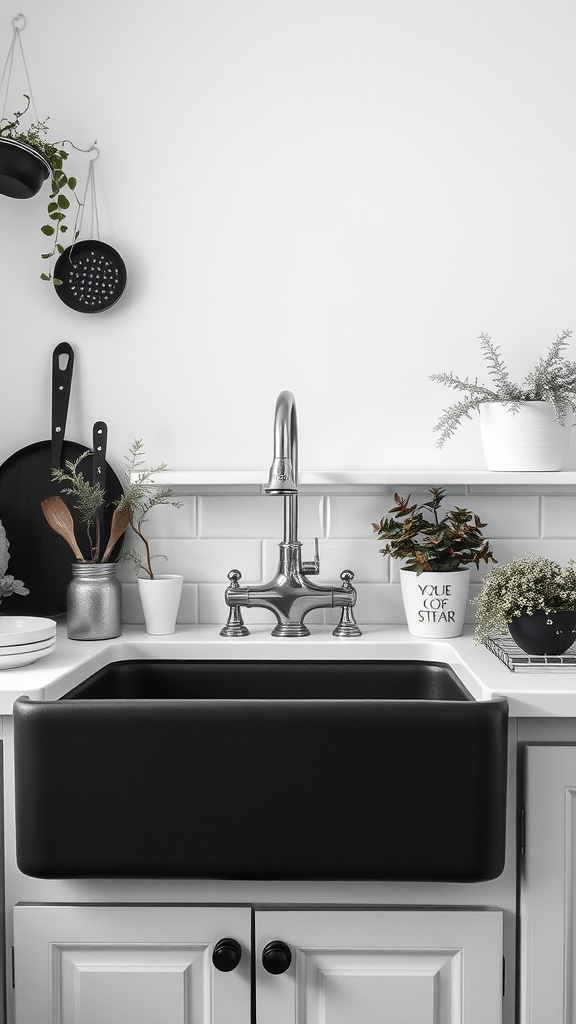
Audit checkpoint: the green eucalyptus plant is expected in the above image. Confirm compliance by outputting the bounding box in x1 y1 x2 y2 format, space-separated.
0 95 78 283
116 439 182 580
430 329 576 447
372 487 496 575
473 554 576 644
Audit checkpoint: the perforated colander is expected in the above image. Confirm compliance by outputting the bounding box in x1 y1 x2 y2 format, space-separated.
53 239 127 312
53 148 127 312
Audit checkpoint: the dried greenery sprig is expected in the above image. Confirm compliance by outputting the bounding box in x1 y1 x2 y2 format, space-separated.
0 95 79 283
472 554 576 644
371 487 496 575
430 329 576 447
116 439 182 579
50 452 106 561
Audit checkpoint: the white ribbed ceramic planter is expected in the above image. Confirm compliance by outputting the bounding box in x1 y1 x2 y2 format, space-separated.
400 567 470 638
137 574 183 635
479 401 572 471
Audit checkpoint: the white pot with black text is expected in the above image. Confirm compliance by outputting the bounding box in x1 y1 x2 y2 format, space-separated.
137 574 183 635
400 567 471 638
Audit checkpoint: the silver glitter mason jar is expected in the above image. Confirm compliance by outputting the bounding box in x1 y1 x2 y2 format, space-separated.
67 562 122 640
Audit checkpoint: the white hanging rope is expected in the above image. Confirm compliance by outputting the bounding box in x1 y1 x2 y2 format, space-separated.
74 147 101 241
0 15 40 124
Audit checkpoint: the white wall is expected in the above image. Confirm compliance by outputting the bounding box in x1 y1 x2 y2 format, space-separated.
1 0 576 475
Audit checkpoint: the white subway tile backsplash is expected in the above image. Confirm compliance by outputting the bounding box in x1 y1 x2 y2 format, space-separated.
262 539 387 584
329 493 540 543
181 539 262 583
115 486 576 625
119 539 262 584
328 495 394 539
137 497 196 539
198 495 323 538
542 496 576 538
458 495 540 538
324 583 402 626
478 539 576 574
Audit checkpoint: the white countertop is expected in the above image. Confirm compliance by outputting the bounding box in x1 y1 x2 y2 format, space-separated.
0 622 574 717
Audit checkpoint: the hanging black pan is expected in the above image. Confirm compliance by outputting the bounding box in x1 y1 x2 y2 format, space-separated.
0 343 124 617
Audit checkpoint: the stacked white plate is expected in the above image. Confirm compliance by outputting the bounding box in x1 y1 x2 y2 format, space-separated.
0 617 57 670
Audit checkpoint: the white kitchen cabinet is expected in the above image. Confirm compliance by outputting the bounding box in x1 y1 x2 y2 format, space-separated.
12 904 252 1024
520 743 576 1024
13 904 503 1024
254 908 503 1024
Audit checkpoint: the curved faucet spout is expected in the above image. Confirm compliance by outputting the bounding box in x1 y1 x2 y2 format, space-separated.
265 390 298 494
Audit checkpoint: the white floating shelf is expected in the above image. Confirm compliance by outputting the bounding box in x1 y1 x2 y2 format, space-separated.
137 469 576 488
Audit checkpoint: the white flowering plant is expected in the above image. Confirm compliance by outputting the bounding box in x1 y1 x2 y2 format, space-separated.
472 553 576 644
0 519 29 603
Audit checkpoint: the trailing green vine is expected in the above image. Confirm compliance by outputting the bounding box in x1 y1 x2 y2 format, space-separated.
0 95 79 283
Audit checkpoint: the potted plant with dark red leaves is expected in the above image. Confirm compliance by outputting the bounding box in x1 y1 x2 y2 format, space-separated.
372 487 496 638
473 554 576 655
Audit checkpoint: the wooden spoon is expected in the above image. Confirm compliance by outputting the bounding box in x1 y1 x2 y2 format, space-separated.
101 504 131 563
41 496 84 561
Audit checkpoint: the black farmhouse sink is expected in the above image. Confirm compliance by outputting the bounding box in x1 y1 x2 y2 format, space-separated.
13 659 508 882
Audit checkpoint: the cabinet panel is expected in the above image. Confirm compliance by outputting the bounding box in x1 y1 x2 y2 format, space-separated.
522 744 576 1024
255 908 503 1024
13 904 251 1024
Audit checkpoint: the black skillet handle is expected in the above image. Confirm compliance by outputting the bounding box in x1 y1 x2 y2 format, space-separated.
92 421 107 490
92 421 107 561
51 342 75 469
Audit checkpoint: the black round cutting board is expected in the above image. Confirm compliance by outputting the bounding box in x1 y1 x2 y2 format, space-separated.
0 343 123 617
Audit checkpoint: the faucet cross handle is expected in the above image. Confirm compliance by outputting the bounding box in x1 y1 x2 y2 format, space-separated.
333 570 362 638
220 569 250 637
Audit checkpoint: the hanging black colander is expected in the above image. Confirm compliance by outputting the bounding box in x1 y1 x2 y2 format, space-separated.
53 147 127 312
53 239 127 312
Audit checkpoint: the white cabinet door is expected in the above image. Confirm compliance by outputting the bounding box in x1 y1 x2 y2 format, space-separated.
521 744 576 1024
255 908 503 1024
13 904 251 1024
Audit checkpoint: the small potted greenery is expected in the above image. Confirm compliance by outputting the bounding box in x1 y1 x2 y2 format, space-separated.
430 330 576 470
0 96 78 282
473 554 576 655
115 439 183 635
42 440 182 638
372 487 496 637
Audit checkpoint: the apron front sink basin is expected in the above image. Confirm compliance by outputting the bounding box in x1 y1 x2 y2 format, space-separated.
13 659 508 882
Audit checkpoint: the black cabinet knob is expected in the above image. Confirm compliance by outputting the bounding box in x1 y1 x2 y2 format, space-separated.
262 940 292 974
212 938 242 972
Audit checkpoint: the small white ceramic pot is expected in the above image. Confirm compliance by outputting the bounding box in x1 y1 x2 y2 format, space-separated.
400 567 471 638
137 574 184 635
479 401 572 472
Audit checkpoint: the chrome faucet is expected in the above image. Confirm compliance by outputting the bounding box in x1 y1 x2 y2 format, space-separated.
221 391 361 638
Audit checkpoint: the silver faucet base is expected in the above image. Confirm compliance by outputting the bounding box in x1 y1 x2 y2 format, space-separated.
333 620 362 638
271 622 311 638
220 622 250 637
